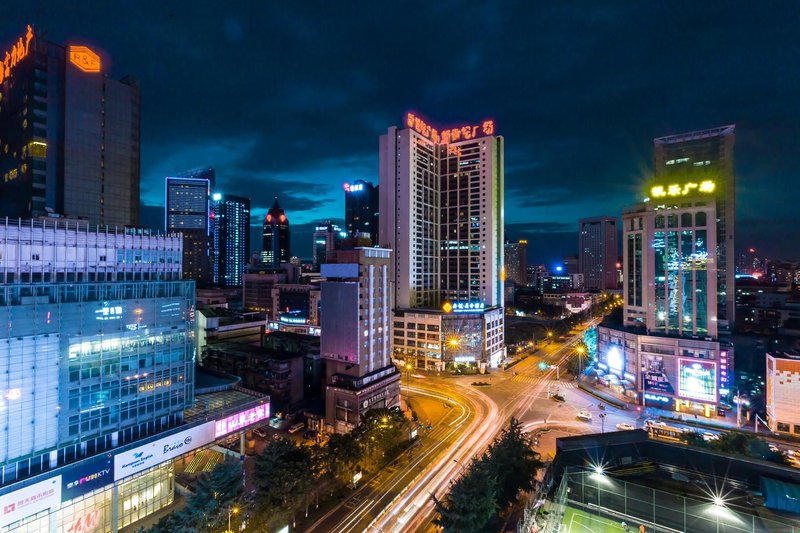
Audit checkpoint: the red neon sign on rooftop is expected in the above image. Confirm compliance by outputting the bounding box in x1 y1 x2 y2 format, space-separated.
405 112 495 144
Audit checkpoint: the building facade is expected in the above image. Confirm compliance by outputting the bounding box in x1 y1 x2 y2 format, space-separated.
211 193 250 287
766 352 800 436
578 216 618 291
378 113 505 370
261 198 290 266
652 125 736 331
344 180 379 240
504 240 528 287
320 248 400 432
312 221 345 269
0 26 141 228
165 170 215 287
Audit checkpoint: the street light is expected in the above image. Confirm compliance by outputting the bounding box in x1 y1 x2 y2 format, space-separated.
576 345 586 377
404 363 413 405
227 505 239 533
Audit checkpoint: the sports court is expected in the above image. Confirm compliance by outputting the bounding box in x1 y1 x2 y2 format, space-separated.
562 506 646 533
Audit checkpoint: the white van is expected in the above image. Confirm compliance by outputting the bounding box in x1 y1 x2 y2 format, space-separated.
289 422 305 434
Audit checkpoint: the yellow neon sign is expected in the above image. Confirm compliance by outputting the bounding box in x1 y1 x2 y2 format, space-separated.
0 25 34 84
650 180 715 198
69 46 101 73
406 112 495 144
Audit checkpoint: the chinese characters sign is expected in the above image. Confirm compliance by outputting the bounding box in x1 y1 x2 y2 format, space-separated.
650 180 715 199
69 46 101 73
677 359 717 403
406 112 495 144
214 404 270 438
0 25 34 84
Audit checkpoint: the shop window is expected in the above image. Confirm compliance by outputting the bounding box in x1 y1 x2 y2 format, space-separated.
778 422 790 432
794 425 800 435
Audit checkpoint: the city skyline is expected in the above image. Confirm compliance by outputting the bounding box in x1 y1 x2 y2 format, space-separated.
1 3 797 263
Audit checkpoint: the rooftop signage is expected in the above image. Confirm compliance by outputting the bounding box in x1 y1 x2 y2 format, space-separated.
69 45 101 73
405 112 495 144
649 179 715 199
0 25 34 84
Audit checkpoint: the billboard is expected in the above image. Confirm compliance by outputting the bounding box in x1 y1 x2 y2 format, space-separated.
677 359 717 403
0 476 61 528
642 371 674 394
114 422 215 481
214 404 270 439
61 454 113 502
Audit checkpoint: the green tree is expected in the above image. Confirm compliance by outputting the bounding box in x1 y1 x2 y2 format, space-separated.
433 458 498 533
324 432 362 482
254 437 316 525
486 418 543 508
679 431 708 448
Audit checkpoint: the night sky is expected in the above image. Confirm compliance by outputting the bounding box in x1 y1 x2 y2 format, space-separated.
4 2 799 264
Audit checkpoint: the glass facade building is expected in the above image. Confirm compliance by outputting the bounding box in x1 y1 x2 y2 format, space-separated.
211 194 250 287
260 198 290 266
165 171 214 287
344 180 379 241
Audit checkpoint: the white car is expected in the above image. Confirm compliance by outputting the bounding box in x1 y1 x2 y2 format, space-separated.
577 410 593 421
645 419 666 427
615 423 635 431
702 432 719 442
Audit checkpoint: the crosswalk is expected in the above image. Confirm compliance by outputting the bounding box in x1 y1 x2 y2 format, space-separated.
509 374 577 389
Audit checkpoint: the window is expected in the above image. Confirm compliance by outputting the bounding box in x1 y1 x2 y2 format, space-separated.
778 422 790 432
695 212 706 226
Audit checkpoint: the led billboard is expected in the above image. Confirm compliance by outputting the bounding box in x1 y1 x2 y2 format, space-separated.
677 359 717 403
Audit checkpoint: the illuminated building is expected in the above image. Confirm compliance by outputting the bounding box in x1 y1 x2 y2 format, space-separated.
312 220 345 269
0 26 140 227
504 240 528 287
579 216 618 291
267 283 321 335
652 125 736 330
344 179 379 240
736 247 765 277
165 169 215 287
321 248 400 433
379 113 505 370
211 193 250 287
766 352 800 435
260 198 290 266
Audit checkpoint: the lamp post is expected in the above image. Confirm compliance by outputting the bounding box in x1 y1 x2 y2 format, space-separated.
576 345 586 378
404 363 412 405
227 505 239 533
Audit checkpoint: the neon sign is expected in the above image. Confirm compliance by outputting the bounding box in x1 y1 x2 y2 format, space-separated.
0 25 34 84
344 182 364 193
447 300 486 313
650 180 715 198
678 359 717 403
69 46 101 73
405 112 495 144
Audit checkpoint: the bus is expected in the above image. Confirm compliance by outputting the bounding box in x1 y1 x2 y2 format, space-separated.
648 424 684 442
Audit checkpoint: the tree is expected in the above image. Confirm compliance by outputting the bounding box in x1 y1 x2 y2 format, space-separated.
324 432 362 482
486 418 543 508
679 431 708 448
253 437 317 525
433 458 498 533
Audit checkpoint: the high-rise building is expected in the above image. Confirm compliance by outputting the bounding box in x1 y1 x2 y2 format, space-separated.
563 255 579 275
344 180 379 240
212 193 250 287
261 198 290 265
379 112 505 370
321 248 400 432
579 216 618 291
0 26 140 227
736 247 765 278
0 217 271 532
312 220 345 269
504 240 528 287
652 125 736 330
165 169 215 286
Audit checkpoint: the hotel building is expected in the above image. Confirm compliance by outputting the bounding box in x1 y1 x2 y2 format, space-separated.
379 113 505 370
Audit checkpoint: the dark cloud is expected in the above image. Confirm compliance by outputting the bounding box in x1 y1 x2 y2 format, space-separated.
3 2 798 262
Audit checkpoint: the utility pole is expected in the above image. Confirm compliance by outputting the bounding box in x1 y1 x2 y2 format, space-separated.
736 389 742 429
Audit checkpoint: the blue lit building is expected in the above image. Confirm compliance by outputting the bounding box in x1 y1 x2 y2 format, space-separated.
344 180 379 241
211 193 250 287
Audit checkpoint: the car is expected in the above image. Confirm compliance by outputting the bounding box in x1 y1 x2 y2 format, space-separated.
768 443 780 453
551 394 566 403
702 432 719 442
288 422 305 434
615 423 635 431
645 418 666 427
577 410 592 421
253 428 267 439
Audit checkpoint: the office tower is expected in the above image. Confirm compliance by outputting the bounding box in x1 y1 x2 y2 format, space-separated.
563 255 579 275
212 193 250 287
312 221 345 269
165 169 215 286
344 179 379 240
504 240 528 286
321 248 399 432
652 125 736 330
379 113 505 370
622 201 718 338
0 26 140 227
261 198 290 265
578 216 618 291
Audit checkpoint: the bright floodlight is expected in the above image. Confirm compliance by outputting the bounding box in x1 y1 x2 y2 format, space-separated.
712 495 725 507
593 465 604 475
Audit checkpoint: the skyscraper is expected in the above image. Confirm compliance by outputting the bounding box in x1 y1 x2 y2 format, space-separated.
261 198 290 265
379 113 505 370
652 125 735 331
165 169 215 286
504 240 528 286
0 26 140 227
578 216 618 290
321 248 399 432
212 193 250 287
312 220 345 269
344 179 379 240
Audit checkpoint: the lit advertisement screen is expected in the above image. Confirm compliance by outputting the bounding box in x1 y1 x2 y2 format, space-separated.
677 359 717 403
214 403 270 438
